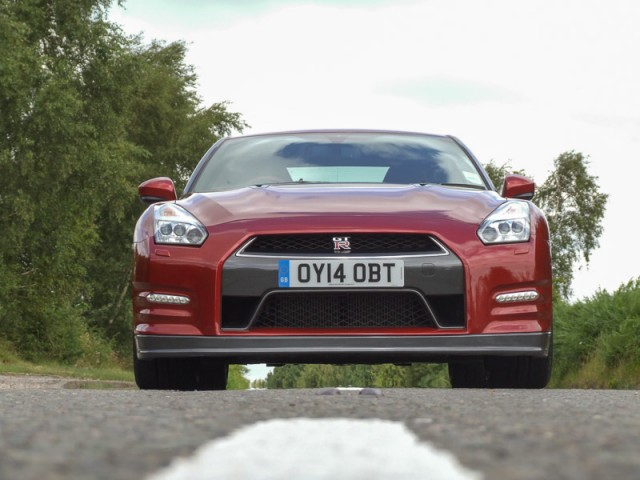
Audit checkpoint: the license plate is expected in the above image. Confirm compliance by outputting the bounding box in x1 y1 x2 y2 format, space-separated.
278 259 404 288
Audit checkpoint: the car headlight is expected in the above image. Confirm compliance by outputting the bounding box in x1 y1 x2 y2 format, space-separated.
154 204 208 246
478 201 530 244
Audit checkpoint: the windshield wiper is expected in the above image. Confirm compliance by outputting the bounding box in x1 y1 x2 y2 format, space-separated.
253 181 332 187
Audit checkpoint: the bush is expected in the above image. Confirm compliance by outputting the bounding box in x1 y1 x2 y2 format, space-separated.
598 315 640 367
552 279 640 388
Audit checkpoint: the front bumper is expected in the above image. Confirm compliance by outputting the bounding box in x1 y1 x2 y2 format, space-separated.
135 331 552 364
222 245 466 331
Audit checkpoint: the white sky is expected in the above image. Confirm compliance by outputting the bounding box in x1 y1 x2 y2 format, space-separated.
111 0 640 303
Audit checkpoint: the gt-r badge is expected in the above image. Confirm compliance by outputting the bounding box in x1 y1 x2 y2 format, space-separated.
333 236 351 253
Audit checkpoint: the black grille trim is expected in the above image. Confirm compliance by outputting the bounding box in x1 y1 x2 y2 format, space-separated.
239 233 447 256
427 295 466 328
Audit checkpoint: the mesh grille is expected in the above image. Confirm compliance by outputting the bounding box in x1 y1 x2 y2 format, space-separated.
252 291 435 329
243 233 445 255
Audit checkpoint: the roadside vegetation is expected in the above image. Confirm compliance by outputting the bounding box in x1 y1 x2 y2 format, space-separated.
1 1 636 390
0 1 246 372
0 337 132 381
550 279 640 389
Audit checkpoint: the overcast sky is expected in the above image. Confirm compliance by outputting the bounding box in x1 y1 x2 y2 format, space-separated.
111 0 640 302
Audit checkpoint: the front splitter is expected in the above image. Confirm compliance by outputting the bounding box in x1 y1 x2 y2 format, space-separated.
135 332 552 364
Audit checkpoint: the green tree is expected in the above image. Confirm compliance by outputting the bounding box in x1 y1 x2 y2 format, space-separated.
251 378 268 389
294 364 328 387
228 365 250 390
535 152 608 299
0 0 246 362
265 363 450 389
371 364 408 387
483 160 527 189
0 0 135 360
343 364 376 386
266 364 306 388
86 39 246 355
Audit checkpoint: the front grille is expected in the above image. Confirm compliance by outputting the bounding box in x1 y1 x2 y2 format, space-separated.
251 291 436 329
242 233 445 256
221 292 466 330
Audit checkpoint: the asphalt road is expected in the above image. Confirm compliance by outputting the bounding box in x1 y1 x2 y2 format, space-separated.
0 376 639 479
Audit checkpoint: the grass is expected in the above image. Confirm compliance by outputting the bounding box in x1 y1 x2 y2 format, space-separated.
0 344 134 382
0 333 134 382
0 361 134 382
62 379 135 389
549 354 640 389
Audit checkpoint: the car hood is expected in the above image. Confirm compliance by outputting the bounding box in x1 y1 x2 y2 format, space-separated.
179 184 505 231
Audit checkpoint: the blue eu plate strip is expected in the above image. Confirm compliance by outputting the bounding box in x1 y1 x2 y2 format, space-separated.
278 260 290 288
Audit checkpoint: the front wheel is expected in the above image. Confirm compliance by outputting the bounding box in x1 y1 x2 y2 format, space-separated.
133 339 228 390
449 345 553 389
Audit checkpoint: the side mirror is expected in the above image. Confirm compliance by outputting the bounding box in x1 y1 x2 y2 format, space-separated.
501 174 535 201
138 177 177 205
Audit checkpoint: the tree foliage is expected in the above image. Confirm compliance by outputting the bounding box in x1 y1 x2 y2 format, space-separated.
265 364 449 389
0 0 246 363
535 152 608 298
483 160 527 190
228 365 251 390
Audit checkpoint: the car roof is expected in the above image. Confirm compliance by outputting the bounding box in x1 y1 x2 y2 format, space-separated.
222 129 452 141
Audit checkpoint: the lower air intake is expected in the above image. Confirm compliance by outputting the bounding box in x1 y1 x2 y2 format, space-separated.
252 291 436 329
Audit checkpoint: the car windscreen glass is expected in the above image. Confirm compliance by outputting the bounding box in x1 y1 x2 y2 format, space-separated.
286 166 389 183
190 133 487 192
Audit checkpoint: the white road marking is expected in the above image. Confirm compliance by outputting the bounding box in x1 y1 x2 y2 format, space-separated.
148 418 482 480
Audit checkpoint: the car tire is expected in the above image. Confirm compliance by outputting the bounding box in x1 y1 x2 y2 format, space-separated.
192 358 229 391
485 352 552 389
448 358 489 388
449 343 553 389
133 338 160 389
133 339 229 390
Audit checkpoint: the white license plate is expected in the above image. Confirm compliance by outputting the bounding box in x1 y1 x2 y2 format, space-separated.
278 259 404 288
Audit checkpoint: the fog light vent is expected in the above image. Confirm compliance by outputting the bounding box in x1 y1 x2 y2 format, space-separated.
146 293 190 305
496 291 539 303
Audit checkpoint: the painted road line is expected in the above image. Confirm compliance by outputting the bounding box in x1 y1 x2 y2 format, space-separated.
148 418 482 480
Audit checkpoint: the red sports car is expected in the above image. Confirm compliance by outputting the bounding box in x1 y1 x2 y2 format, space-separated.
132 130 552 390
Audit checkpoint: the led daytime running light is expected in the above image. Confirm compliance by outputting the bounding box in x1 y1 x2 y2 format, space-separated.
496 291 539 303
146 293 190 305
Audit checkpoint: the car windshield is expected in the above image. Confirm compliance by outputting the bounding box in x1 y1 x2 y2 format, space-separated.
189 132 488 192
